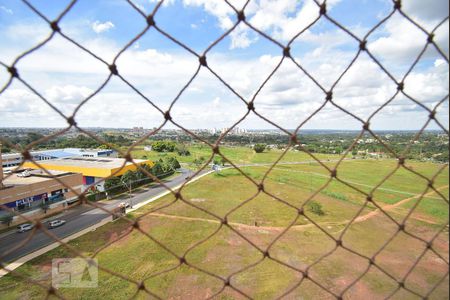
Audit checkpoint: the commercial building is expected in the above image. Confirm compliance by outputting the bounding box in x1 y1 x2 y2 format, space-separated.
22 157 154 192
1 148 118 168
0 145 83 226
0 169 82 214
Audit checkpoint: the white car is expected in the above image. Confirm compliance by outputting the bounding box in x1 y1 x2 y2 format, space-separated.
17 223 34 233
48 219 66 229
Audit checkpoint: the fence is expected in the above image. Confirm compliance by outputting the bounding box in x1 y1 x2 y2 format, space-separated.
0 0 448 299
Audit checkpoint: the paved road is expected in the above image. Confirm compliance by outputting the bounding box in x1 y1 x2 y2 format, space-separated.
0 168 198 263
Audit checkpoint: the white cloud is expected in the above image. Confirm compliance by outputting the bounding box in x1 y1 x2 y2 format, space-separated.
0 5 13 15
149 0 175 6
212 97 220 107
91 21 115 34
229 24 257 49
45 85 93 104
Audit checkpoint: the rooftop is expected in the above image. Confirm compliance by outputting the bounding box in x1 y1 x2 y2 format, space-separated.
21 157 153 178
2 148 116 159
36 157 147 169
2 169 76 186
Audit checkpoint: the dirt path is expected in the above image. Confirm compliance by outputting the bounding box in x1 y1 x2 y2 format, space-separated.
353 185 448 224
148 185 448 232
149 212 319 232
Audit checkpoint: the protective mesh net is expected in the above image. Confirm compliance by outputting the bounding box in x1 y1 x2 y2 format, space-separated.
0 0 449 299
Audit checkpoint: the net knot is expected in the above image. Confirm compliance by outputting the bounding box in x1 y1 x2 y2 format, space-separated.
50 21 60 32
330 169 337 178
429 111 436 119
7 66 18 78
237 11 245 22
109 64 119 75
199 55 207 67
283 47 291 57
22 150 32 161
67 116 77 126
146 15 155 27
359 40 367 51
164 110 172 121
319 3 327 15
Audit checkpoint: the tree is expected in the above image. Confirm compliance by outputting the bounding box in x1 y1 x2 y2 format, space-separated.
121 170 137 188
104 176 122 190
151 161 165 177
254 143 266 153
193 156 205 168
165 157 181 170
152 141 177 152
136 163 153 180
220 157 227 166
0 213 14 227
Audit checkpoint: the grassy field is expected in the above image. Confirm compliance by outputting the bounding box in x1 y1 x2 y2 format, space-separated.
0 150 448 299
127 144 338 166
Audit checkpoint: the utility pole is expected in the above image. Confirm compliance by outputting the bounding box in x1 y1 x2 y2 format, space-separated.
0 142 4 189
129 179 132 208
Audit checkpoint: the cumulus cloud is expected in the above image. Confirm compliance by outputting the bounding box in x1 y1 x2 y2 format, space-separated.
91 21 115 33
0 1 448 130
402 0 449 24
229 24 257 49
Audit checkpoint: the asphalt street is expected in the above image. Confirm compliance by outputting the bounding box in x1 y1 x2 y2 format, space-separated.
0 168 198 263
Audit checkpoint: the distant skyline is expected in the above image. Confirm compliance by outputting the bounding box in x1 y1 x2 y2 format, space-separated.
0 0 448 130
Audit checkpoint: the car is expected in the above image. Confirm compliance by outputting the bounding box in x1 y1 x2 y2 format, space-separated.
48 219 66 229
17 223 34 233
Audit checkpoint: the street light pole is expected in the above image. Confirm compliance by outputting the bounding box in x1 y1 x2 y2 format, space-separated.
129 179 133 208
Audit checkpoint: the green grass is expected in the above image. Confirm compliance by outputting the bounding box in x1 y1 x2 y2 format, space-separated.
129 144 338 166
0 154 448 299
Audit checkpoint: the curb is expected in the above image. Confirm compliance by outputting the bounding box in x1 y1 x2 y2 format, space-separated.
0 216 112 278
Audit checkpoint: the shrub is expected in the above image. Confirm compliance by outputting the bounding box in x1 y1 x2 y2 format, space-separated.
254 143 266 153
176 144 191 156
308 201 325 216
0 214 14 227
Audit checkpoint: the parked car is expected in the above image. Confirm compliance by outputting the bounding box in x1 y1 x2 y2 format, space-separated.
48 219 66 229
17 223 34 233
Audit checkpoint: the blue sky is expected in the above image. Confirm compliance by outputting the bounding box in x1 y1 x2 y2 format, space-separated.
0 0 448 130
